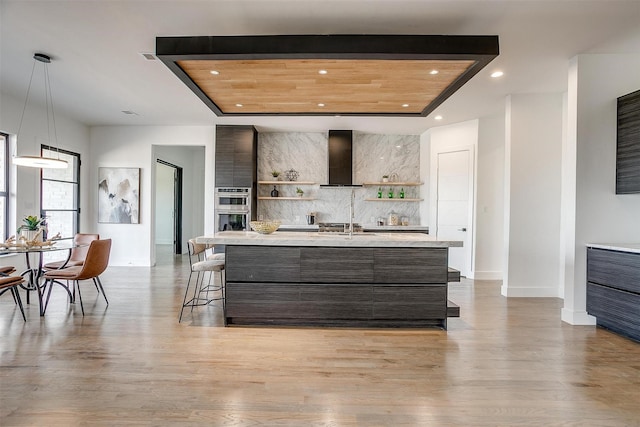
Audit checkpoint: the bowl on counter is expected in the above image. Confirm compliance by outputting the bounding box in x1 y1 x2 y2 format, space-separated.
249 220 281 234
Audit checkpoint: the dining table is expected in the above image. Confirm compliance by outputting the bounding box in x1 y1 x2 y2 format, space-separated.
0 240 86 316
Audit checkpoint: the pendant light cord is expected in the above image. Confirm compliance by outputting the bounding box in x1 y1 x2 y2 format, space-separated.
44 61 61 160
15 60 38 147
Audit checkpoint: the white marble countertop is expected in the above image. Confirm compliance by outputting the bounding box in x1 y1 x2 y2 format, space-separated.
363 225 429 232
277 224 428 232
587 243 640 254
199 231 461 248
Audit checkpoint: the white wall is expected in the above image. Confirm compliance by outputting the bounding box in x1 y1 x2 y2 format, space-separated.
476 112 505 280
562 53 640 325
0 91 90 272
89 126 214 266
503 93 563 297
419 132 430 226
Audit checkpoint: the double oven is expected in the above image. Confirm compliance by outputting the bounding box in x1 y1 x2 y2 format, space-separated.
215 187 252 232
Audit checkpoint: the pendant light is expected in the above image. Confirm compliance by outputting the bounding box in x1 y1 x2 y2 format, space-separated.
13 53 68 169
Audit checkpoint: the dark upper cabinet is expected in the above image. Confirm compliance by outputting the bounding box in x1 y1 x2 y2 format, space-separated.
215 125 257 188
616 89 640 194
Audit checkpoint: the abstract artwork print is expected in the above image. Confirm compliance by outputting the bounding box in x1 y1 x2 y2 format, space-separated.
98 167 140 224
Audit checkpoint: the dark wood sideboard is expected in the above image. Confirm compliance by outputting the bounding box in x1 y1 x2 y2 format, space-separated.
586 247 640 342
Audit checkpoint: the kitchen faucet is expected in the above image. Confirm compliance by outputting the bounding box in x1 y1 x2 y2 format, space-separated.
347 188 355 238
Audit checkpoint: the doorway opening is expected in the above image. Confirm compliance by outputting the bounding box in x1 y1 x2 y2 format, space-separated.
155 159 183 255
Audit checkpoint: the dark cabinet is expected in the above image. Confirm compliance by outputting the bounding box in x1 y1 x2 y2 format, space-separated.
215 125 257 188
616 89 640 194
587 247 640 342
223 245 450 328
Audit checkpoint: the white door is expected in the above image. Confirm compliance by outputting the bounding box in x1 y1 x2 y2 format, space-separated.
436 149 473 277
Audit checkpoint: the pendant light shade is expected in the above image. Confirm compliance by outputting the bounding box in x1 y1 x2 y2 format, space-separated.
12 155 68 169
13 53 68 169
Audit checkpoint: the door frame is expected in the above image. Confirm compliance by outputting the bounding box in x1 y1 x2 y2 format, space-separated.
430 143 476 278
156 159 183 255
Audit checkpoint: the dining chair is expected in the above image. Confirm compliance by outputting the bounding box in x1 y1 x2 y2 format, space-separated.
0 266 17 275
43 233 100 269
179 239 225 322
42 239 112 316
0 274 27 321
42 233 101 303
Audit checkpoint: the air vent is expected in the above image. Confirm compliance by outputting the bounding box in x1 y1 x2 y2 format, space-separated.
140 52 157 61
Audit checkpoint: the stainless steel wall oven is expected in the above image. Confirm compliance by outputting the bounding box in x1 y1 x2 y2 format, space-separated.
215 187 251 232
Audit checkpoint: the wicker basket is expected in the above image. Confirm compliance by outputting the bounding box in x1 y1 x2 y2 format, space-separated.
249 220 281 234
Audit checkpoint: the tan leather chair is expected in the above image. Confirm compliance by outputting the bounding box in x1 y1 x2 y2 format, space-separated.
43 233 100 270
179 239 225 322
0 266 17 275
0 273 26 321
42 239 111 316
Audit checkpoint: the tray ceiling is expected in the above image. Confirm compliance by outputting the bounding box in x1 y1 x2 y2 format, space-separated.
156 34 499 117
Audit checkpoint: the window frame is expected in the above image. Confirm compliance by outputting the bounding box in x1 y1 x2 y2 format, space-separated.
0 133 9 241
39 145 81 238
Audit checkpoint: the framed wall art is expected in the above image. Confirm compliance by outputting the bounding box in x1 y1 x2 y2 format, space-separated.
98 167 140 224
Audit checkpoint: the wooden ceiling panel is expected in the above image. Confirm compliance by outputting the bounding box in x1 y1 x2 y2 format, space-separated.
157 35 499 116
178 59 474 114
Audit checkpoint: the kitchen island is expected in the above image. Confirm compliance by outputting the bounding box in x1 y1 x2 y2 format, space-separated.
198 231 462 328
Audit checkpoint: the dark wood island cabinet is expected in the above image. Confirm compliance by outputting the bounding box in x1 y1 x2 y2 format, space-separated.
199 231 462 328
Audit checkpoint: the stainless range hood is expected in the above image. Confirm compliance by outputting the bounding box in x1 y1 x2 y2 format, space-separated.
321 130 362 187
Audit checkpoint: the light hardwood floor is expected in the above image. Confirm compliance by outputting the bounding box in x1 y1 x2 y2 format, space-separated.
1 245 640 426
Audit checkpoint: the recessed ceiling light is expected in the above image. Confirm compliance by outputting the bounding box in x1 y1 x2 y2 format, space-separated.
235 103 243 107
491 71 504 78
434 115 443 120
402 104 409 108
210 70 220 75
317 103 325 107
318 69 328 75
429 70 439 75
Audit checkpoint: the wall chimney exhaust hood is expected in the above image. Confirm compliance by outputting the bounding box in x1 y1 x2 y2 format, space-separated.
156 34 499 117
321 130 361 187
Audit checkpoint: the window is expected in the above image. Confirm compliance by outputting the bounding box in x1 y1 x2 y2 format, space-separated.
0 133 8 240
40 146 80 240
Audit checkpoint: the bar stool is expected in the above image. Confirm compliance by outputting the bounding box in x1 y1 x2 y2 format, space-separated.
179 239 225 322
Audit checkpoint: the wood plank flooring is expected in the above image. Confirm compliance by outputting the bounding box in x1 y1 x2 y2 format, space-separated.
1 245 640 426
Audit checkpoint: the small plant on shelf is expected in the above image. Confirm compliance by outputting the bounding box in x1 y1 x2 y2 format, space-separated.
296 187 304 197
382 175 389 182
271 170 281 179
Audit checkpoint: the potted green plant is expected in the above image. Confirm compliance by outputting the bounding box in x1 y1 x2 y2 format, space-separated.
271 170 281 180
296 187 304 197
382 175 389 182
17 215 43 241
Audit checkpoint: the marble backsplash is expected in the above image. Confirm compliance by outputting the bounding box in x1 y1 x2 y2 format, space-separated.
257 132 421 226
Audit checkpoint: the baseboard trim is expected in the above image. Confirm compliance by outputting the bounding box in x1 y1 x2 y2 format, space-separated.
472 271 502 281
501 285 559 297
561 308 597 325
